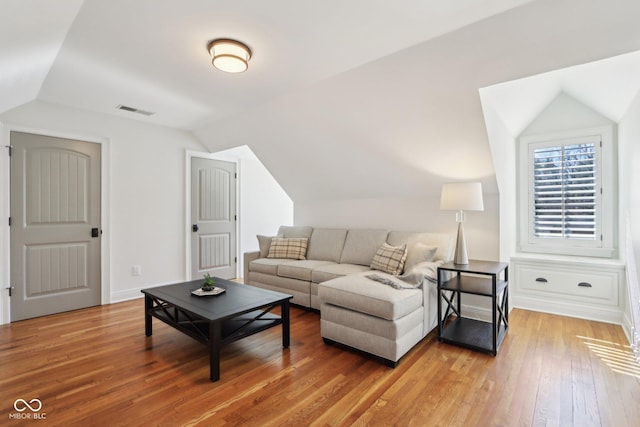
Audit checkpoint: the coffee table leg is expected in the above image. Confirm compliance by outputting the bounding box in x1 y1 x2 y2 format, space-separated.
209 321 222 381
282 300 290 348
144 294 152 336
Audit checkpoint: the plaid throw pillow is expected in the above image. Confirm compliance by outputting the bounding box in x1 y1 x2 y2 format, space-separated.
267 237 308 260
370 243 407 275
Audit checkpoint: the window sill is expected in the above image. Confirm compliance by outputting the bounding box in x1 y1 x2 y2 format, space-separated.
517 244 617 259
511 252 624 268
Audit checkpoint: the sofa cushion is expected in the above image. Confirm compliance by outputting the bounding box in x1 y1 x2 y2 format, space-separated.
339 229 388 266
277 260 336 281
306 228 347 262
403 243 438 273
311 263 372 283
321 303 423 341
249 258 288 275
267 237 308 260
277 225 313 239
257 235 281 258
320 305 424 362
387 231 452 263
319 271 422 320
247 272 311 307
370 243 407 275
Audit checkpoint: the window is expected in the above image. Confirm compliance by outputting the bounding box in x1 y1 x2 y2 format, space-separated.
518 127 616 258
531 137 599 241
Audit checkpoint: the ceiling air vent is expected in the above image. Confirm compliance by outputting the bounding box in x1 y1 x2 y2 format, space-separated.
116 104 155 116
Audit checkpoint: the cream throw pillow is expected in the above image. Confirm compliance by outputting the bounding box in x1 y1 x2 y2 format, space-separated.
370 243 407 276
403 243 438 272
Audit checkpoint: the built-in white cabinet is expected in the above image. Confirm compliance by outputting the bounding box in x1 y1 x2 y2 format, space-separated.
511 256 625 324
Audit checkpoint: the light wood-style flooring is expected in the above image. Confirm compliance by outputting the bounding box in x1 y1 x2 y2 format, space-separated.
1 299 639 426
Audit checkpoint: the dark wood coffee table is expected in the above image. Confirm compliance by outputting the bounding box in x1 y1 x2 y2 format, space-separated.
141 278 292 381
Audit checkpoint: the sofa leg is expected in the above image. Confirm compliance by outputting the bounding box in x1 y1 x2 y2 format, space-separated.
383 359 398 368
322 337 335 346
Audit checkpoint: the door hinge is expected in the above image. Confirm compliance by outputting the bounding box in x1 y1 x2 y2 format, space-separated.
234 257 237 263
6 286 14 297
5 145 12 156
234 215 237 221
8 217 11 226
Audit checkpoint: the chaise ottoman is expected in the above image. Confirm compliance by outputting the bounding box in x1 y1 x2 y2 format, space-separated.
319 271 426 366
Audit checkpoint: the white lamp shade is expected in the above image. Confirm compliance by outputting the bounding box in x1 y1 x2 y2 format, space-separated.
440 182 484 211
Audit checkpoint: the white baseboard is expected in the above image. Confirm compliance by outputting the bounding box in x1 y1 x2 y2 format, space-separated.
460 303 493 322
110 289 145 303
110 280 180 303
621 310 633 346
511 295 623 325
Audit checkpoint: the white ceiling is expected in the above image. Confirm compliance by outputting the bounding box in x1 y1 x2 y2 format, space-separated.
27 0 534 129
3 0 640 201
481 49 640 137
0 0 82 113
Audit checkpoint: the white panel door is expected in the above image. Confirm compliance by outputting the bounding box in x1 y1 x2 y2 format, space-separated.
191 157 237 280
10 132 101 321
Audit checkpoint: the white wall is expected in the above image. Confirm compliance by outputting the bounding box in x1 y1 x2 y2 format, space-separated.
481 98 517 262
619 90 640 274
521 93 614 134
294 194 500 262
618 89 640 333
239 156 294 258
0 100 207 317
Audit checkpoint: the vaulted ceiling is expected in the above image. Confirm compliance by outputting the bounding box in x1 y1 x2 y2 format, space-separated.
3 0 640 201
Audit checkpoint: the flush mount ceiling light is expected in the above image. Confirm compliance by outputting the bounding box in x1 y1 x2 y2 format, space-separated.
207 39 252 73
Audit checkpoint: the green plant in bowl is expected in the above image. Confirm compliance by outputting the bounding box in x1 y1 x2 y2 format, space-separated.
202 273 215 291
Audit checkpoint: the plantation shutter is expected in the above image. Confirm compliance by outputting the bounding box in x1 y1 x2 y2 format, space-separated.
530 136 600 242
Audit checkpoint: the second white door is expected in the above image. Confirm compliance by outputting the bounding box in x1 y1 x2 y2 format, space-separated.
190 157 237 280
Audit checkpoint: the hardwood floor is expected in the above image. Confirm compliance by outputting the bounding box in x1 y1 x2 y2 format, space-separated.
1 299 639 426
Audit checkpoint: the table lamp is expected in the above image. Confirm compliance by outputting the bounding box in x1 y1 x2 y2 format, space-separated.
440 182 484 265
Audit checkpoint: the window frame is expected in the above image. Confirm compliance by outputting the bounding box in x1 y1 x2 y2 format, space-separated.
517 126 617 258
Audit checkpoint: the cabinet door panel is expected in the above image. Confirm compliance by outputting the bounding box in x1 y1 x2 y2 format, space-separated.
516 264 617 305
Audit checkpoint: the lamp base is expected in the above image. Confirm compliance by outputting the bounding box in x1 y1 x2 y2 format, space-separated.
453 221 469 265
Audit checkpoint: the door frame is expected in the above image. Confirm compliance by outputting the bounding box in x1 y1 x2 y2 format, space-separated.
185 150 240 281
0 122 111 325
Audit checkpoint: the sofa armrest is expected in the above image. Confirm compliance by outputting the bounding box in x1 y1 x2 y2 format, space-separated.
243 251 261 282
397 261 442 336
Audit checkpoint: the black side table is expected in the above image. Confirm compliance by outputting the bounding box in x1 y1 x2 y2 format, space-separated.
437 260 509 355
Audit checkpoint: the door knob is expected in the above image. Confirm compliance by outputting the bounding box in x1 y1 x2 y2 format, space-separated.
192 224 199 232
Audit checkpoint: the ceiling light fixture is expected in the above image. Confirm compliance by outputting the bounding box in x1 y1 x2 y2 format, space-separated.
207 39 252 73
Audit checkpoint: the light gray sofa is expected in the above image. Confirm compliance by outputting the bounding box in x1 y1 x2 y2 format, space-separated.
243 225 452 365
